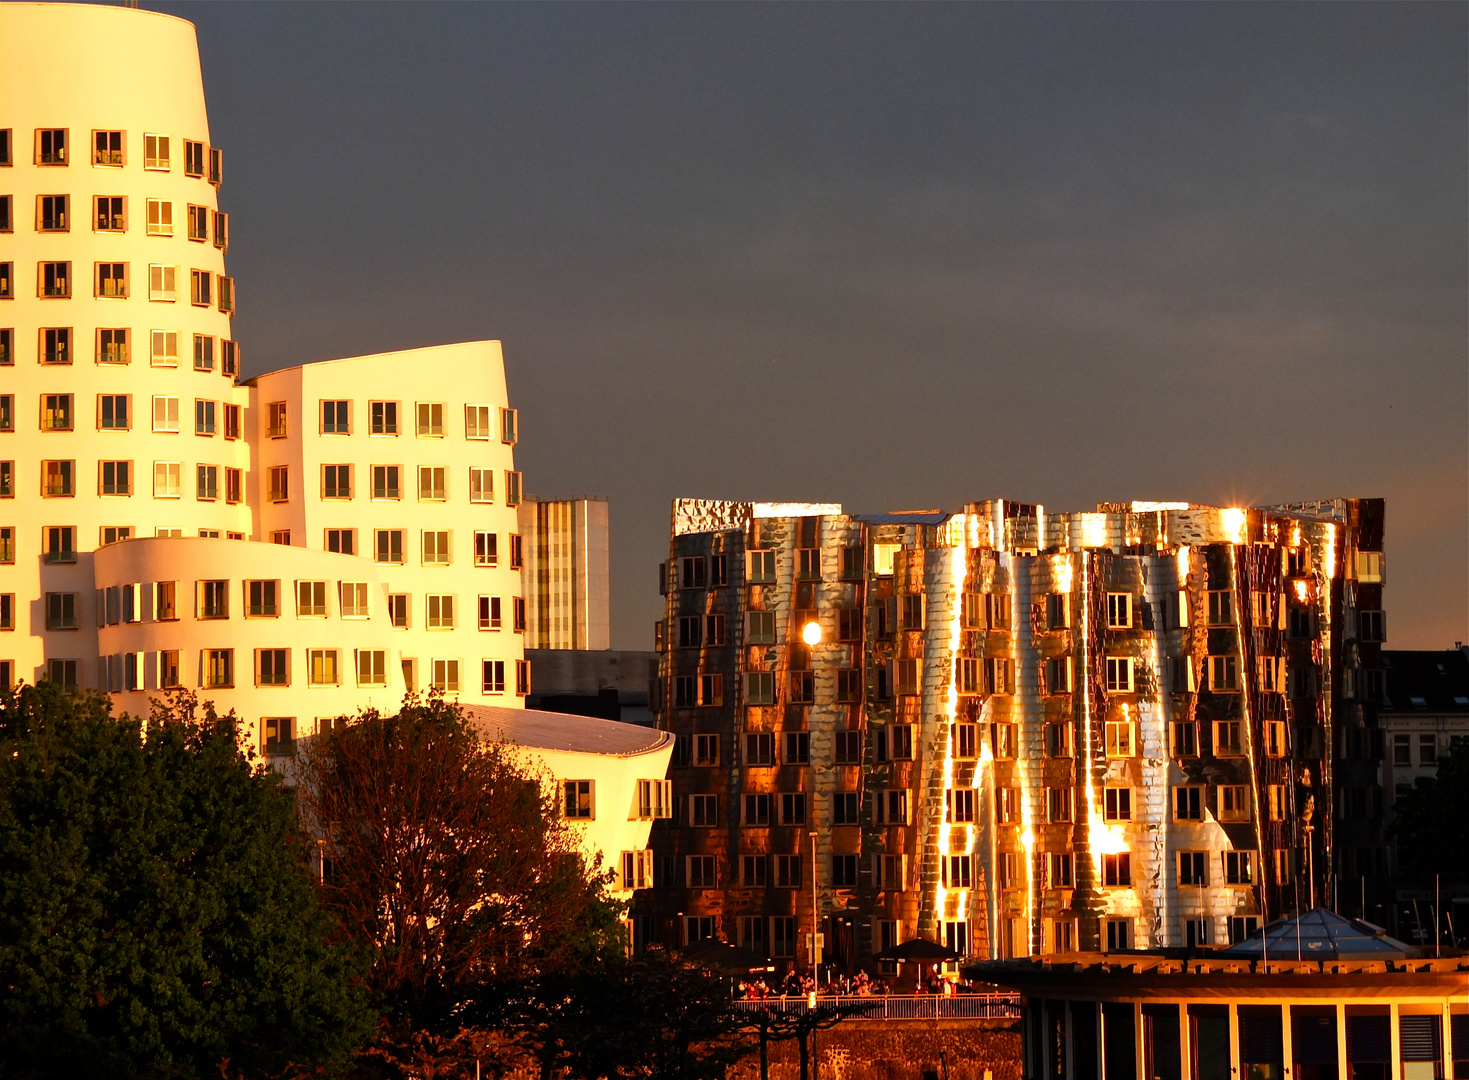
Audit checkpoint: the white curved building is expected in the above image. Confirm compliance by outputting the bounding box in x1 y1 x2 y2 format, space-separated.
0 5 529 749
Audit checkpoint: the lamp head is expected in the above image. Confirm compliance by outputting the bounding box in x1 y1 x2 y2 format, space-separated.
802 620 822 646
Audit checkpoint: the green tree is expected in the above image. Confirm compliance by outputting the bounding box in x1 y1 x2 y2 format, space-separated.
1391 735 1469 880
293 694 625 1051
0 683 374 1079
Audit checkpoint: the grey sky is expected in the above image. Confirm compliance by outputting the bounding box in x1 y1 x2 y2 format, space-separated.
162 1 1466 649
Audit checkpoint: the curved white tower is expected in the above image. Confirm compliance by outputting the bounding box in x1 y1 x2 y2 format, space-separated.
1 5 532 752
1 3 248 687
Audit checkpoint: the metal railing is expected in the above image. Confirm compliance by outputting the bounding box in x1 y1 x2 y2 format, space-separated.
733 994 1021 1020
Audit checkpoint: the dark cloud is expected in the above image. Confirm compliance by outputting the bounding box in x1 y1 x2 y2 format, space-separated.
161 1 1466 648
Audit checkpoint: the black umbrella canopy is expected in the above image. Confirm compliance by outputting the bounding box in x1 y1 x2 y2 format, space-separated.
681 938 774 972
873 938 963 963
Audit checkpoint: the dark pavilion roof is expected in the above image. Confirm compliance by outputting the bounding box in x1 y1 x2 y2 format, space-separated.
1219 908 1417 960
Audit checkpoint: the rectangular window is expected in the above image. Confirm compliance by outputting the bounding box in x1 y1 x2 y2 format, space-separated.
1208 655 1239 691
747 610 776 644
686 858 716 890
780 792 807 825
356 649 387 688
0 528 12 563
833 791 861 825
774 856 803 891
0 263 10 299
209 146 223 185
500 406 518 444
388 594 409 629
94 194 124 230
1106 593 1133 629
186 202 209 241
39 327 70 365
1045 722 1073 758
1047 787 1073 823
340 582 369 619
149 330 178 368
985 657 1014 695
196 579 228 619
482 659 506 693
42 459 74 496
96 328 129 366
513 597 527 633
190 334 214 372
39 261 71 298
464 404 491 439
415 401 443 436
143 133 169 170
202 649 233 688
267 465 288 503
1207 589 1233 626
505 470 522 507
745 670 775 704
422 530 450 566
743 793 770 825
308 649 340 687
1047 592 1071 629
832 854 859 888
689 794 718 827
947 788 976 823
224 466 242 506
42 526 75 567
221 339 238 377
319 399 350 434
747 549 776 584
322 464 351 499
44 592 77 630
0 329 10 367
260 717 295 756
1173 786 1203 821
1214 720 1243 756
1103 853 1131 888
371 465 400 500
1218 785 1251 822
509 534 524 570
256 649 289 687
1223 851 1253 886
478 595 502 630
38 194 68 231
1104 720 1135 757
93 129 124 166
95 262 127 298
418 466 446 500
374 529 404 565
194 399 215 435
426 594 455 629
744 732 775 765
469 467 494 504
154 581 177 621
1178 851 1207 887
190 461 215 499
247 580 279 617
515 659 529 696
41 393 73 431
99 460 131 496
784 731 811 765
0 397 10 432
1103 787 1133 823
296 580 328 618
370 400 398 435
1171 721 1198 757
190 269 211 307
267 402 288 438
1105 656 1134 693
873 789 909 825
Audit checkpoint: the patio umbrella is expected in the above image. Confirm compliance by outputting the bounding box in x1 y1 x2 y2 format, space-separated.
873 938 963 963
681 938 774 972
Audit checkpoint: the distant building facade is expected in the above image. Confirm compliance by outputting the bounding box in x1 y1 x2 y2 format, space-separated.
526 648 659 725
519 496 610 650
637 497 1388 966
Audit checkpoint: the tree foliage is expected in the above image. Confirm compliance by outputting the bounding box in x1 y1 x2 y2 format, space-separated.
0 683 372 1079
1390 735 1469 880
293 694 626 1043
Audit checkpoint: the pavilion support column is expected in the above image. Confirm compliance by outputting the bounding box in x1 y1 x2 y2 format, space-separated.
1282 1005 1294 1080
1442 1005 1454 1080
1335 1004 1348 1080
1229 1003 1242 1080
1134 1002 1146 1080
1064 1000 1075 1080
1180 1002 1192 1080
1389 1003 1401 1080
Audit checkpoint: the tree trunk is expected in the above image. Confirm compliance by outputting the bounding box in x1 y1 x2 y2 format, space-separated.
798 1029 809 1080
760 1018 769 1080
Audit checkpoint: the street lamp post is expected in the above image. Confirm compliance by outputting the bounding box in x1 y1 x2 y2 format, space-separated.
809 829 821 978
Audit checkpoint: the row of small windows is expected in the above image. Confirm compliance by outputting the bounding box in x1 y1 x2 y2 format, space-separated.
81 578 526 632
0 261 234 310
0 129 221 182
663 849 1268 894
266 400 518 445
9 460 242 502
264 464 522 507
83 650 527 697
0 194 227 248
2 394 241 435
0 328 238 373
5 523 524 577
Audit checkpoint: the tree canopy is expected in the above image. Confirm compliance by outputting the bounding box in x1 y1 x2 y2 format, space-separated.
1390 734 1469 880
0 683 373 1079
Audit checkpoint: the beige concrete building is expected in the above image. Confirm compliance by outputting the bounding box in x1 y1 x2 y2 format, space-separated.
1 5 532 747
